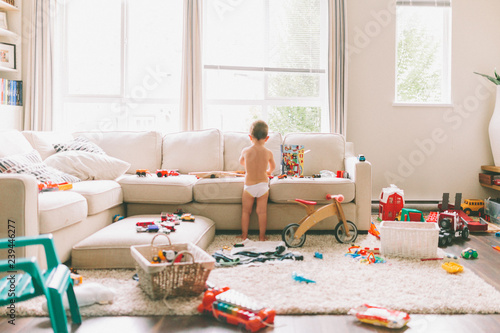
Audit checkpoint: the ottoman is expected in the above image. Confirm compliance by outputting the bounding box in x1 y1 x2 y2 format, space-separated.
72 214 216 269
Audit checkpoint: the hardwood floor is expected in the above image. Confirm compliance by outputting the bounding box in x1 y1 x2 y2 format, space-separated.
2 230 500 333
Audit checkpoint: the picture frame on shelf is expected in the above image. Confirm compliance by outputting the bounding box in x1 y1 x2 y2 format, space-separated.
0 12 7 30
0 42 15 70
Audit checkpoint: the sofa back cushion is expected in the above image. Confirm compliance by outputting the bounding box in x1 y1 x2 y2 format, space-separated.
22 131 76 160
283 133 345 175
223 131 283 175
0 130 34 158
162 128 223 173
74 131 162 174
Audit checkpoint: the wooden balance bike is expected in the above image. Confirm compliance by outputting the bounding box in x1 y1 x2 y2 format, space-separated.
282 194 358 247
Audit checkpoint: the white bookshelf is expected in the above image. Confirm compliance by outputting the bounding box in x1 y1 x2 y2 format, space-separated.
0 0 21 130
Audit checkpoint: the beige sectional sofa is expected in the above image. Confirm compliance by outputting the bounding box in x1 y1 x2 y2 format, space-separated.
0 128 371 267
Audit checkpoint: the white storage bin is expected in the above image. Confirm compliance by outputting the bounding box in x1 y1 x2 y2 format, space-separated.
379 221 439 258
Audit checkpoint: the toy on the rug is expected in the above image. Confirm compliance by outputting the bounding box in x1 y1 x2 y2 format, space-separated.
368 221 380 239
282 194 358 247
345 246 385 264
197 286 276 333
348 303 410 329
42 282 116 311
70 268 83 286
378 184 404 221
496 232 500 237
492 245 500 252
292 271 316 284
461 247 478 259
314 251 323 259
113 214 124 222
442 261 464 274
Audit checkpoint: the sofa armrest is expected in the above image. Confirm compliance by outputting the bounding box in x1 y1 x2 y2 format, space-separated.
345 155 372 231
0 174 40 260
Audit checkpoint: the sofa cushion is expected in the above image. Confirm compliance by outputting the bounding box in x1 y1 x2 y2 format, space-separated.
53 136 106 155
223 131 282 175
193 177 244 203
269 177 355 204
283 133 345 175
162 128 223 173
22 131 74 160
39 191 88 233
74 131 163 174
118 174 197 204
72 214 216 269
0 130 34 158
71 180 123 215
45 151 130 181
0 150 81 184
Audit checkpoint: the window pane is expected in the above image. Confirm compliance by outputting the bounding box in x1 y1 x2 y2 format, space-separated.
66 0 122 95
268 106 322 133
268 73 321 98
205 70 264 100
127 0 183 100
396 5 451 103
204 105 263 132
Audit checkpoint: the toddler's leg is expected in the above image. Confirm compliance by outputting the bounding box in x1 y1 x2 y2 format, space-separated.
240 191 255 240
256 192 269 241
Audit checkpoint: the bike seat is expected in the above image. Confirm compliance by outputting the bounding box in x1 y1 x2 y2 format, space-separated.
295 199 317 206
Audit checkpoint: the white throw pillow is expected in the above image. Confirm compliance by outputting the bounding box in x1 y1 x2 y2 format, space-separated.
45 151 131 181
0 150 81 183
53 136 106 155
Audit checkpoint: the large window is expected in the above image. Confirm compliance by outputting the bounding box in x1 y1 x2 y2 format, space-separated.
204 0 329 133
53 0 329 134
395 0 451 104
53 0 183 133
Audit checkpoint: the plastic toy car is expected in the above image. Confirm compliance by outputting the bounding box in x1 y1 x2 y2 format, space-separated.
348 304 410 329
136 221 155 227
461 199 485 216
136 169 150 177
181 213 195 222
156 169 180 177
358 154 366 162
461 247 478 259
438 211 469 247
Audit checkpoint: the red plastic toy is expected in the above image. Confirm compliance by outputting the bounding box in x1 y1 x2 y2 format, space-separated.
156 169 180 177
198 286 275 332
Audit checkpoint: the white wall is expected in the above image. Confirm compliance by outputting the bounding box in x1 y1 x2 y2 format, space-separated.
347 0 500 201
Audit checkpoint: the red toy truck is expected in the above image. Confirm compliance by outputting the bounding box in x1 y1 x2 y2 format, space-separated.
198 287 275 332
438 211 469 247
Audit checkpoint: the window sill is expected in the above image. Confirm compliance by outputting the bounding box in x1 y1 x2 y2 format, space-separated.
392 102 453 108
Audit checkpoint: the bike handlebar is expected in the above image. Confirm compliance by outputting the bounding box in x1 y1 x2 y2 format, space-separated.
326 194 344 203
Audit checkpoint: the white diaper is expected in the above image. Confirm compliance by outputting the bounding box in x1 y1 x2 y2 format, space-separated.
244 182 269 198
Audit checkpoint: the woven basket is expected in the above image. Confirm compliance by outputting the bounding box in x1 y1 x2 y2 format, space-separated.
130 234 215 300
379 221 439 258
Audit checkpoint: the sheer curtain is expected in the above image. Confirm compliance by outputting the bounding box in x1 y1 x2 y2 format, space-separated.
328 0 347 135
180 0 203 131
23 0 54 131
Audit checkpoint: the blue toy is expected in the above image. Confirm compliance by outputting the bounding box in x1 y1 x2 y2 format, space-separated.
314 252 323 259
292 271 316 284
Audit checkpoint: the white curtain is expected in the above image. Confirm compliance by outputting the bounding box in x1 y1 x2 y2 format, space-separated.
328 0 347 136
180 0 203 131
23 0 54 131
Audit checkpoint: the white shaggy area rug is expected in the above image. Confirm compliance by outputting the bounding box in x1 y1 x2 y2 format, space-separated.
11 234 500 317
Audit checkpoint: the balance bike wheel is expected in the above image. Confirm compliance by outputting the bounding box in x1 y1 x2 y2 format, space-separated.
282 223 306 248
334 220 358 244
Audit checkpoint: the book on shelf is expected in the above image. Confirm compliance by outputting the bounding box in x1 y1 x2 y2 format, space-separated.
0 78 22 106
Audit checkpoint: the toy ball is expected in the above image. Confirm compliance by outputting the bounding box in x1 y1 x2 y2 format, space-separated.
461 247 478 259
443 253 459 263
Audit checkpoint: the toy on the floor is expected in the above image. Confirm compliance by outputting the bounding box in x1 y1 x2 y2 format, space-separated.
461 247 478 259
314 252 323 259
369 221 380 239
492 245 500 252
348 304 410 329
345 246 385 264
282 194 358 247
439 193 488 232
197 286 275 333
113 214 124 222
397 208 425 222
42 282 116 311
378 184 404 221
437 211 469 247
442 262 464 274
292 271 316 284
